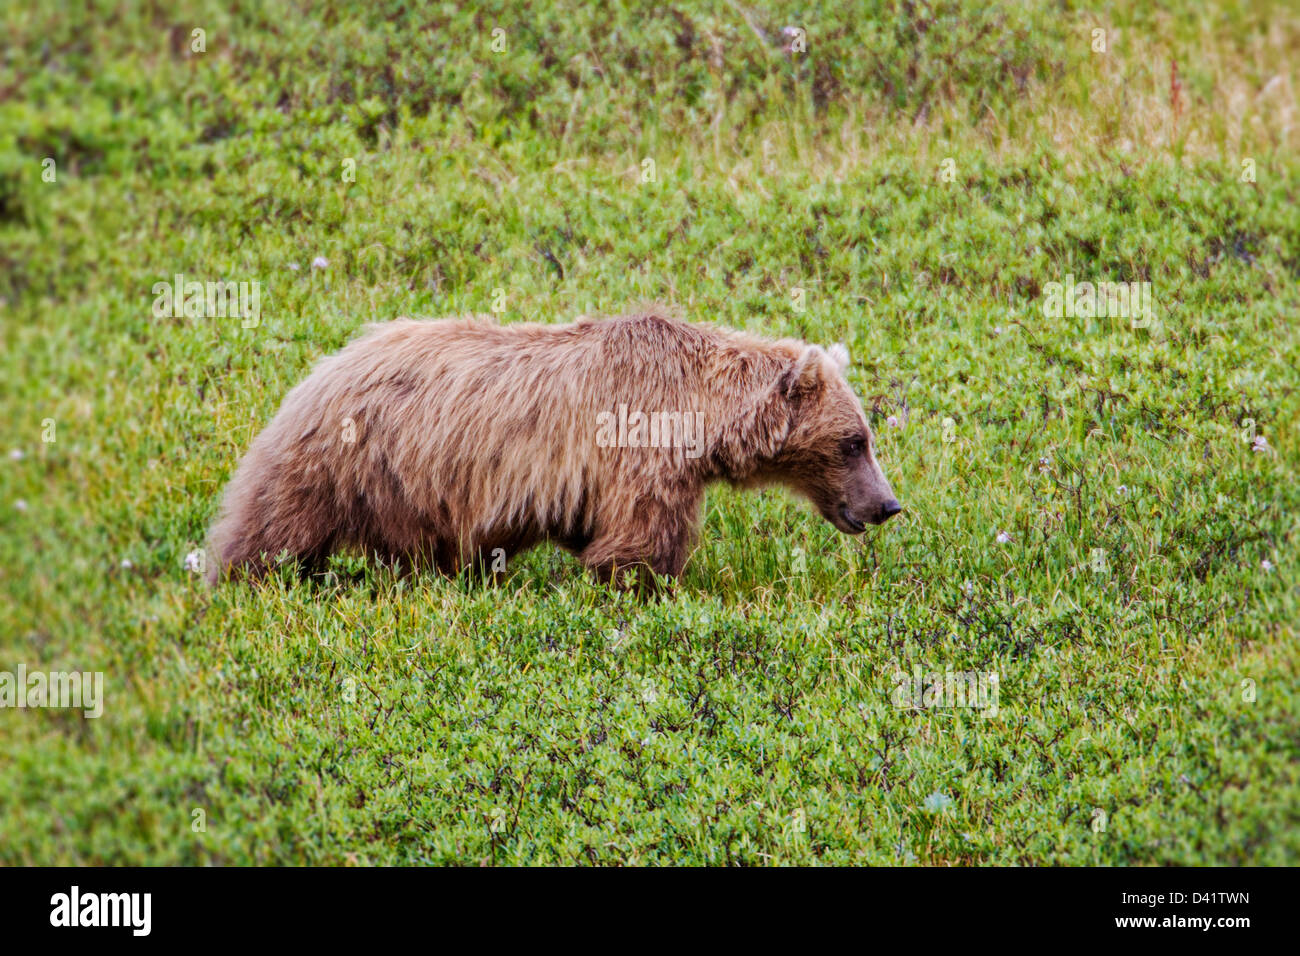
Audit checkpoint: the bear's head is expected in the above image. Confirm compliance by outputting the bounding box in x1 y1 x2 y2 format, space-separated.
772 343 901 533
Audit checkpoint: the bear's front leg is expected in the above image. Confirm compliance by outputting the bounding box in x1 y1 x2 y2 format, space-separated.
578 499 699 593
579 540 684 593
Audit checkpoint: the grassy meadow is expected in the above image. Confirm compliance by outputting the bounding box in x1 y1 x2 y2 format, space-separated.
1 0 1298 864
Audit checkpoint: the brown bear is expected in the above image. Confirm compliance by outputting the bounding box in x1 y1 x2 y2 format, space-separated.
206 307 901 587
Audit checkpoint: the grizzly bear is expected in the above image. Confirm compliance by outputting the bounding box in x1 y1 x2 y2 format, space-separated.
207 308 901 587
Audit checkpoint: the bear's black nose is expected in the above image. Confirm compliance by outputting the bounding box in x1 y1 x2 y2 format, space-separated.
881 499 902 520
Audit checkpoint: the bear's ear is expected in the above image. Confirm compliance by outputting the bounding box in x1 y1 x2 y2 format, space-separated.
828 343 849 373
781 345 829 398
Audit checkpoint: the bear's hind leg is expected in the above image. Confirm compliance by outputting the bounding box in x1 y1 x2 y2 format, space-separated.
208 481 342 583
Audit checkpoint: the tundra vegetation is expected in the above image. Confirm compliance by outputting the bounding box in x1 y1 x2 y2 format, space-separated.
1 1 1297 864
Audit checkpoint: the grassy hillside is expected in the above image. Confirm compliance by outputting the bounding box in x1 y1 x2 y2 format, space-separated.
1 0 1297 864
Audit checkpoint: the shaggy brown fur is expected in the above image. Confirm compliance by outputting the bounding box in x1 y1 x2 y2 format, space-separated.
207 308 900 587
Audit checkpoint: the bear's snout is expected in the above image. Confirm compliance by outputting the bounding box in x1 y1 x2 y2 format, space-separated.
837 498 902 533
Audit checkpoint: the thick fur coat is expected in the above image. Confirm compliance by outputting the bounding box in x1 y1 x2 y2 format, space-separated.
208 308 899 586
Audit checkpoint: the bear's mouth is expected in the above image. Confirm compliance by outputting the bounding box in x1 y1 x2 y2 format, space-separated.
837 503 867 533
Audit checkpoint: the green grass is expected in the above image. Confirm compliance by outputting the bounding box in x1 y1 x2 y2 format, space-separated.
1 0 1297 864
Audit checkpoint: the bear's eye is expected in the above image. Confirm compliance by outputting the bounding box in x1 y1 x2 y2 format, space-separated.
843 437 866 459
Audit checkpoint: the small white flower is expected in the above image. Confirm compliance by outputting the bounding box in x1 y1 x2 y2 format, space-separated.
311 256 329 270
1251 435 1269 453
991 325 1003 335
995 531 1012 544
120 559 133 570
9 449 23 461
14 499 28 512
184 550 205 573
886 415 900 428
923 791 954 813
1038 456 1051 471
287 262 301 271
1118 484 1128 495
1261 559 1274 572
